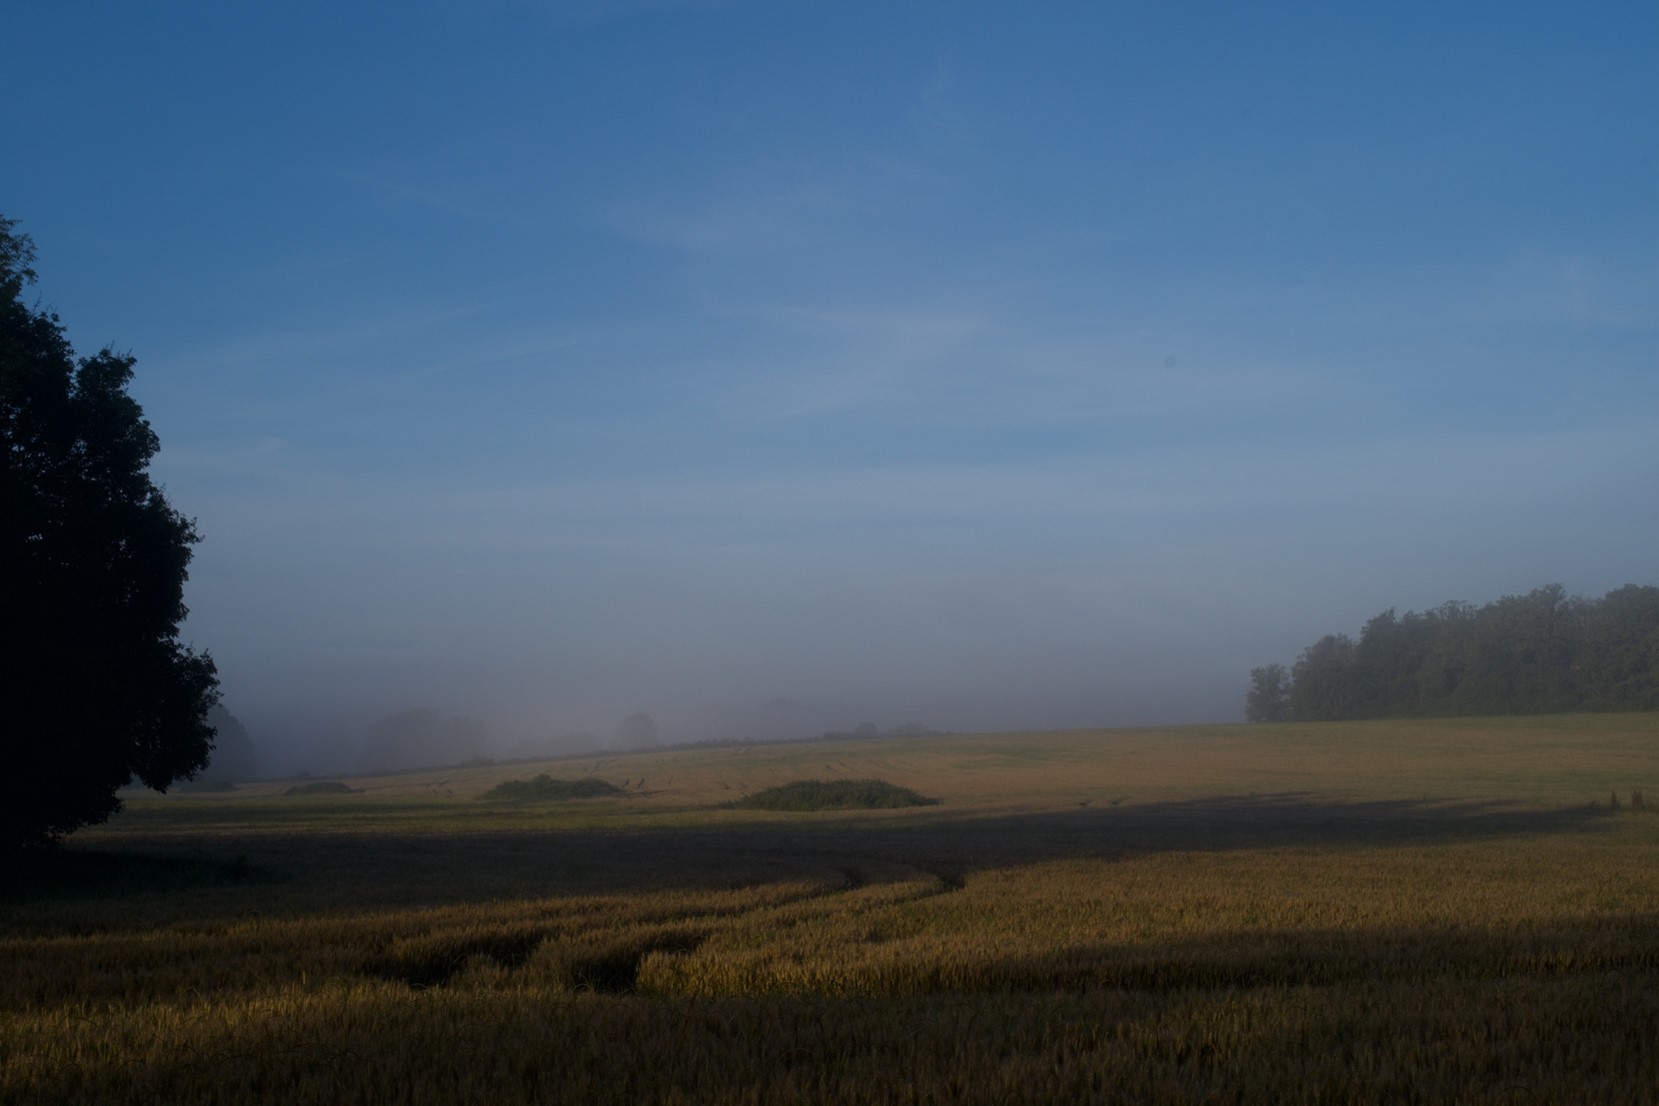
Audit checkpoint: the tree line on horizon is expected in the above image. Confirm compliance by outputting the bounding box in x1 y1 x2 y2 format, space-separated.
1247 584 1659 723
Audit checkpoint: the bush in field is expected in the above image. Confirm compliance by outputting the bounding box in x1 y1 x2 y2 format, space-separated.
283 781 359 796
482 775 622 801
732 779 932 811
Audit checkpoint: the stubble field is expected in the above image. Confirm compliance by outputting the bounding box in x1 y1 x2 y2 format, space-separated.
4 714 1657 1104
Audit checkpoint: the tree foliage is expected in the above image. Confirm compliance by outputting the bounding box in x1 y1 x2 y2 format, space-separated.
1 218 219 847
612 711 659 750
1244 663 1291 722
1248 584 1659 722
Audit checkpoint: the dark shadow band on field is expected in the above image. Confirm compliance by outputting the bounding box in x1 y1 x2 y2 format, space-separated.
2 847 275 902
6 795 1627 922
845 791 1623 869
646 794 1625 895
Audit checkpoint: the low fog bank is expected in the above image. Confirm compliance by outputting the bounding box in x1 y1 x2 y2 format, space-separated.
194 571 1652 781
195 585 1278 778
214 666 1246 782
172 414 1656 781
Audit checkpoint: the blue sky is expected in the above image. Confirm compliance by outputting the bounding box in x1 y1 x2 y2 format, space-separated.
7 2 1656 763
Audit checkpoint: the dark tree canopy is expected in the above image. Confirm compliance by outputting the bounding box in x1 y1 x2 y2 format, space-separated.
1 218 219 848
1248 584 1659 723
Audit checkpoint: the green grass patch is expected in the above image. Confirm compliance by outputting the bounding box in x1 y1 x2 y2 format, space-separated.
732 778 933 811
481 775 623 801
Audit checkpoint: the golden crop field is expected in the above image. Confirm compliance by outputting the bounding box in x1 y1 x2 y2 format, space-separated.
4 714 1657 1104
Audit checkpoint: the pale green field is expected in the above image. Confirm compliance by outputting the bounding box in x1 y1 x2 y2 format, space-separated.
4 714 1657 1104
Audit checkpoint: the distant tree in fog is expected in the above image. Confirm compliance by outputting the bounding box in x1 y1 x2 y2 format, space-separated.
355 708 490 773
612 712 659 750
201 705 260 781
817 721 939 740
1289 634 1359 721
1245 664 1291 722
506 730 601 760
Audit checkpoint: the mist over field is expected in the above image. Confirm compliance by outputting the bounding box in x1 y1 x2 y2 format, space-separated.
5 4 1654 776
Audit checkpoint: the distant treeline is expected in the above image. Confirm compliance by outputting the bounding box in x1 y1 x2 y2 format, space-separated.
817 722 941 742
1248 584 1659 722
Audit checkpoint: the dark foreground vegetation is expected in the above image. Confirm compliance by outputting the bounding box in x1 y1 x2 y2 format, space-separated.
481 775 623 801
731 778 932 810
1249 583 1659 722
4 716 1654 1104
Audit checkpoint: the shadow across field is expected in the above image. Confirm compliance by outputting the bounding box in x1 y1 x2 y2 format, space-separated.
3 845 276 901
5 794 1621 928
851 791 1620 870
665 793 1625 897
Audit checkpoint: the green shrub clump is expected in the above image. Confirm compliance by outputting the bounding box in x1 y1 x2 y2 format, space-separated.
283 781 359 796
732 779 932 811
481 775 622 801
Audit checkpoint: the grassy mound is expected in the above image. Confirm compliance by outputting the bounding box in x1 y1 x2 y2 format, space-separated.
732 779 932 811
481 775 623 801
283 781 360 796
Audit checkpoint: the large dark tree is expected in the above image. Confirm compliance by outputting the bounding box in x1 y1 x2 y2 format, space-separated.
1 218 219 848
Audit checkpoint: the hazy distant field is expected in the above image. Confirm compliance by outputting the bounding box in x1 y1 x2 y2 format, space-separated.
5 715 1656 1104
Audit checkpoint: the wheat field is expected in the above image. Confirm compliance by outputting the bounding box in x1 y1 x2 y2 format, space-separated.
4 714 1656 1104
